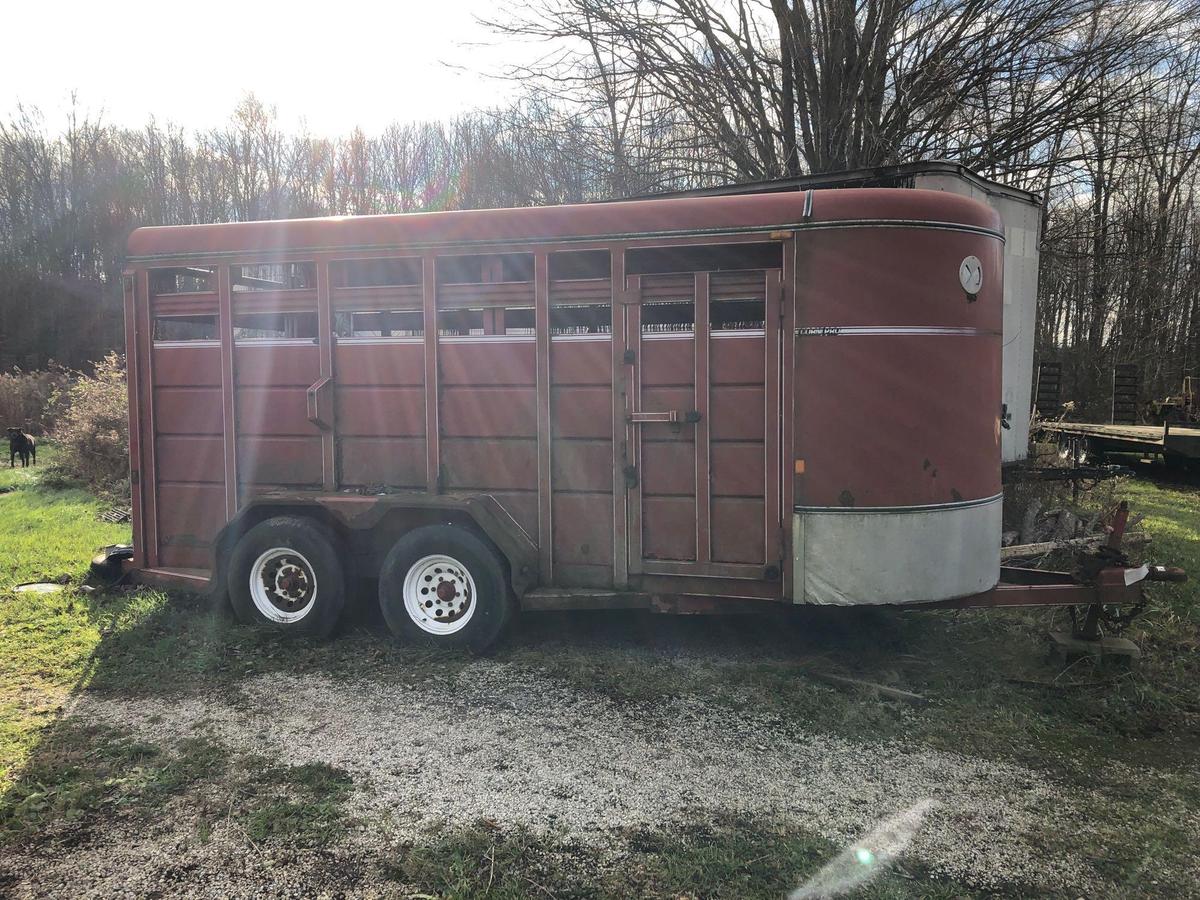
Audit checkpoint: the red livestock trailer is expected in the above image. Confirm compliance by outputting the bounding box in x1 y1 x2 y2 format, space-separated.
121 188 1172 649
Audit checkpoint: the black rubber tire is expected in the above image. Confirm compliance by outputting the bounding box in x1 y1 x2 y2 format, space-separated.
89 545 133 583
378 524 514 652
227 516 346 637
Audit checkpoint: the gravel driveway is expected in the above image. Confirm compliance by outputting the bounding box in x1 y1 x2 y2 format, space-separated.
4 658 1167 898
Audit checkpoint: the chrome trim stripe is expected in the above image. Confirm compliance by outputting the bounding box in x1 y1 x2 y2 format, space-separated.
152 340 221 349
439 334 537 344
712 329 766 338
334 336 424 345
795 492 1003 514
128 218 1004 262
232 338 317 347
641 331 694 340
550 332 612 342
641 329 768 341
795 220 1003 241
795 326 1000 337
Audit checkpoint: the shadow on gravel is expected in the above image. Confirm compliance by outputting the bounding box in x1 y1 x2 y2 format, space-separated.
74 576 938 699
0 574 965 894
4 569 1199 897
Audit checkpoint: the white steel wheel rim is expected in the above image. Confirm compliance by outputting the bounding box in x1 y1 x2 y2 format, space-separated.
402 554 477 635
249 547 318 623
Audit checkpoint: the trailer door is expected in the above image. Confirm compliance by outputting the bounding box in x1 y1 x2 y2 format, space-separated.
625 264 783 584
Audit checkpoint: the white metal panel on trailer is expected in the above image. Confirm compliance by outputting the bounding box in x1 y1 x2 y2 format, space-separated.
914 171 1041 463
793 496 1002 605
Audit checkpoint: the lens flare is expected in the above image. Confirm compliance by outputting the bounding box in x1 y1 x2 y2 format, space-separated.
789 799 935 899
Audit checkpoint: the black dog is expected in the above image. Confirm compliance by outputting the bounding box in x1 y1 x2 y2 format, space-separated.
7 427 35 467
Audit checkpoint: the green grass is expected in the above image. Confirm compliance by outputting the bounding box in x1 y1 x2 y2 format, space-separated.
0 445 129 590
1039 774 1200 898
1118 478 1200 622
3 468 1197 789
0 444 131 784
0 721 356 850
0 722 226 841
236 759 355 847
0 462 1197 895
382 818 1021 899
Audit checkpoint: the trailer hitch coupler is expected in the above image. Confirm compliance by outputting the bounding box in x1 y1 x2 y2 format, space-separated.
1146 565 1187 583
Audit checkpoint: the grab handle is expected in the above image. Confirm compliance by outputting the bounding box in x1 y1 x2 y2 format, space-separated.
306 376 334 431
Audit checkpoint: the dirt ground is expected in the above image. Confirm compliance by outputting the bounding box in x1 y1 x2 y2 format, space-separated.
4 632 1197 899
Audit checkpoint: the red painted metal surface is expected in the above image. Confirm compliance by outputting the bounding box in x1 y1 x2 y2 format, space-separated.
795 334 1001 507
796 229 1002 330
551 330 614 586
127 190 999 261
792 224 1002 513
316 254 336 490
534 251 553 582
122 274 144 568
127 188 1016 607
148 341 225 568
422 255 440 493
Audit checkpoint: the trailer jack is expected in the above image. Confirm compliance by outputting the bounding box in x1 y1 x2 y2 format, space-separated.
918 501 1186 663
1050 560 1184 662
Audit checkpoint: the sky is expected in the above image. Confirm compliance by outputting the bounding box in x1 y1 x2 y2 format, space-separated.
2 0 523 136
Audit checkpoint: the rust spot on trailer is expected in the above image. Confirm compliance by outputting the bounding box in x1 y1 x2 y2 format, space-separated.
951 488 963 502
838 489 855 507
162 533 205 547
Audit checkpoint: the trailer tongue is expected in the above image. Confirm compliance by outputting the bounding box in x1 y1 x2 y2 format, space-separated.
917 501 1185 658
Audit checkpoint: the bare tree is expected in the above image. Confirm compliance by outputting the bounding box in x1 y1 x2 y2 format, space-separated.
487 0 1195 178
3 17 1200 413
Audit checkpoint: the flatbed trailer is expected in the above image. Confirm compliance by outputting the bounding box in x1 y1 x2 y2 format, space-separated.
1040 421 1200 470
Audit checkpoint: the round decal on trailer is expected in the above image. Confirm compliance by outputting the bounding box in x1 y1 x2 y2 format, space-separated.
959 255 983 295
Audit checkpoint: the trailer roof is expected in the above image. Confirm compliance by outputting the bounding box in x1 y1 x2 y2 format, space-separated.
627 160 1041 206
126 187 1001 261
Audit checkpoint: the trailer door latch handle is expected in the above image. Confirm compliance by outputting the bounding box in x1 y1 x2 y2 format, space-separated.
628 410 679 424
627 410 702 425
623 464 639 489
